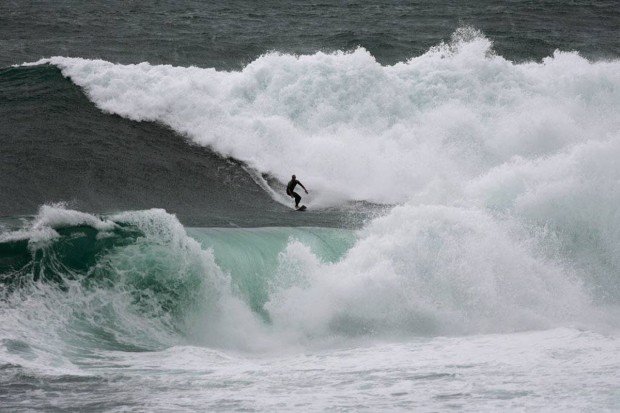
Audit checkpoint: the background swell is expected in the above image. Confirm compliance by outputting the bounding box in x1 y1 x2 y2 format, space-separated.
1 0 618 69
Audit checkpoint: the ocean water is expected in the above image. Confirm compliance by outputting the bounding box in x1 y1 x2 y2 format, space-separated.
1 1 619 411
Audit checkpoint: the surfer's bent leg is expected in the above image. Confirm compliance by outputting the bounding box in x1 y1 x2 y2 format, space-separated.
287 189 301 208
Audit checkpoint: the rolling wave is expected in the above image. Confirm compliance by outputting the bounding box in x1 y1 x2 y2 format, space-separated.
28 28 620 208
1 202 617 362
0 205 355 360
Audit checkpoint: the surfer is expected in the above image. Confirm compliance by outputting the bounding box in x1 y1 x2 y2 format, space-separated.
286 174 308 209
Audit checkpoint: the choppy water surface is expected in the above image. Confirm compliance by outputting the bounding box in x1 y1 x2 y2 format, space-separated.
1 1 620 411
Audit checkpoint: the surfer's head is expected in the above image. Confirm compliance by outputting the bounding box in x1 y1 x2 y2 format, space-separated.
292 174 296 179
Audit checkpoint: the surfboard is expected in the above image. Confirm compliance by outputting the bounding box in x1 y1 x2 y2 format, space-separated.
296 205 307 211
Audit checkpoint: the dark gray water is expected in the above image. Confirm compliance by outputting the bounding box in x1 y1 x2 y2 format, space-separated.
2 0 618 69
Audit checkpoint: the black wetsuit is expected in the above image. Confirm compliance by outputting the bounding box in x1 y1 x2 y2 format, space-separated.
286 179 302 207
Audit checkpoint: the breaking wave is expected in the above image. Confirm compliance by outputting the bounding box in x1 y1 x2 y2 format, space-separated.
0 202 616 361
28 28 620 209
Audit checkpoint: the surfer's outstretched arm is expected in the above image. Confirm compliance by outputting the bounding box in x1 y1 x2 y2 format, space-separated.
299 181 308 194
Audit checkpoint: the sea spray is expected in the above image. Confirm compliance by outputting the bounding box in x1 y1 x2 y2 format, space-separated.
267 205 593 339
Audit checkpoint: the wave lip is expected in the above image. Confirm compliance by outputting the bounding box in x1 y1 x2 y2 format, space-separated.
0 203 116 247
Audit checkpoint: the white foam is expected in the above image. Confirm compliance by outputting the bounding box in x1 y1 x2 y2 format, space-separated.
32 204 116 231
0 203 116 247
266 205 596 340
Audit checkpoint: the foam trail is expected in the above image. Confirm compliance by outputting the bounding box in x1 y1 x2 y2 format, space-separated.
241 165 293 208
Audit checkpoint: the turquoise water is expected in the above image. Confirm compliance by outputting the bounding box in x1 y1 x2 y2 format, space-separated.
0 207 358 353
189 227 356 317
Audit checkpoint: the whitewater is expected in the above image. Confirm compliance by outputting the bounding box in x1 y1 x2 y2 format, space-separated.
2 29 620 410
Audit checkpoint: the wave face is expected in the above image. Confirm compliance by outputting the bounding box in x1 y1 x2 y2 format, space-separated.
0 64 318 227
